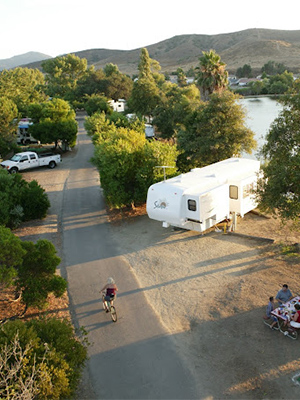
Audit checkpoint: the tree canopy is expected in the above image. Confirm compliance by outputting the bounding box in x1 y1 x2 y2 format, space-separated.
0 318 87 399
16 239 67 310
177 90 256 170
0 67 46 115
0 226 25 286
0 169 50 229
86 113 178 208
28 98 78 147
152 82 200 139
0 97 18 157
127 48 162 117
256 89 300 222
42 54 88 101
196 50 228 101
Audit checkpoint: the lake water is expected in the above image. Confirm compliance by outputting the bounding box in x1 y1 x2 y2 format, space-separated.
239 97 283 160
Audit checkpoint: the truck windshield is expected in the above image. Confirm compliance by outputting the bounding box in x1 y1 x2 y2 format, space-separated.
10 155 22 161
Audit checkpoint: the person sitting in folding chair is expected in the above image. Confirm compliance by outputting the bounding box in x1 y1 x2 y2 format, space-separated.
290 304 300 329
263 296 278 330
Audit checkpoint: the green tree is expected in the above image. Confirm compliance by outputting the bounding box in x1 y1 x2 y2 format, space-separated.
268 71 294 94
0 96 18 157
20 179 50 221
16 239 67 311
236 64 252 78
103 63 120 76
256 91 300 222
261 60 289 76
178 90 256 169
73 64 133 108
91 119 178 208
0 319 88 399
153 83 200 139
74 67 107 106
42 54 88 102
85 111 145 141
262 60 276 75
0 68 46 115
28 98 78 148
127 48 161 117
176 68 187 87
196 50 228 101
250 80 266 95
0 226 25 286
84 94 112 116
105 71 133 101
0 169 50 228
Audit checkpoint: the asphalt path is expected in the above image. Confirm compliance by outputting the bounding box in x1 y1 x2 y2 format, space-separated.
62 116 198 399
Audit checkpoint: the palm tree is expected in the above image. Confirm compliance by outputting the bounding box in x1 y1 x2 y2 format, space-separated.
196 50 228 101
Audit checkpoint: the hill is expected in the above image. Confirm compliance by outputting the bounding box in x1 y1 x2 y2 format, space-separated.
0 51 51 70
6 29 300 75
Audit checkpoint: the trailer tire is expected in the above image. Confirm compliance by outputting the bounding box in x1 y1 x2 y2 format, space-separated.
10 167 18 174
49 161 56 169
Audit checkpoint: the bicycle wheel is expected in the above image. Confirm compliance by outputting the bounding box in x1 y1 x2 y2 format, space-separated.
110 306 117 322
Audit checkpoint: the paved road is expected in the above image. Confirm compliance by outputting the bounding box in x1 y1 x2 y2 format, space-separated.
61 116 198 399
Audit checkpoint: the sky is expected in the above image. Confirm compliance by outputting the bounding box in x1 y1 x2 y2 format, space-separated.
1 0 300 60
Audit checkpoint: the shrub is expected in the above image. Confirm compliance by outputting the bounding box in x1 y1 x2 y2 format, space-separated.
16 239 67 310
0 225 25 286
20 180 50 221
0 319 88 399
0 170 50 228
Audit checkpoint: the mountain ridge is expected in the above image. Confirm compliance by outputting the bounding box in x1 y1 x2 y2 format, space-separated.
0 51 52 70
3 29 300 75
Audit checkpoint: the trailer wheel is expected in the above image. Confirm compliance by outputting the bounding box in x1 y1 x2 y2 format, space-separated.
10 167 18 174
49 161 56 169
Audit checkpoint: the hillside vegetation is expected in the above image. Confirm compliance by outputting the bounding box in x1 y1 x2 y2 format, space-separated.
21 28 300 75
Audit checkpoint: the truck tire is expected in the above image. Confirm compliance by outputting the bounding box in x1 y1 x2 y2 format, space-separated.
49 161 56 169
10 167 18 174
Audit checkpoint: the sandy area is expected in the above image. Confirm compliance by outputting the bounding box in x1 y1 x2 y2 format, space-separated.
109 210 300 399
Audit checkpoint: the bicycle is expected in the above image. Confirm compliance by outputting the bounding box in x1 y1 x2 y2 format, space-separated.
102 292 117 322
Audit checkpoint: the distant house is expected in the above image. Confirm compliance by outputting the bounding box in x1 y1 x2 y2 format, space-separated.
169 75 178 84
168 75 195 85
108 99 126 112
186 77 195 84
238 78 259 86
228 76 239 86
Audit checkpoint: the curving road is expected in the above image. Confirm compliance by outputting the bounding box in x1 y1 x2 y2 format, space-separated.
60 115 198 399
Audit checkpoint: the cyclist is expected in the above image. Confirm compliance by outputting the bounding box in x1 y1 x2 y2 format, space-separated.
101 277 118 312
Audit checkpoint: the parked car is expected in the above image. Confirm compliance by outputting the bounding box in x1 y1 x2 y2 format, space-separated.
0 151 61 173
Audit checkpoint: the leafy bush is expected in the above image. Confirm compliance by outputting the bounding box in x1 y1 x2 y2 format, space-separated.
16 239 67 310
0 225 25 286
92 125 178 208
0 170 50 228
20 180 50 221
0 319 88 399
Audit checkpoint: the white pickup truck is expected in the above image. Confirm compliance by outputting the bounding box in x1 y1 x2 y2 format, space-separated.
0 151 61 173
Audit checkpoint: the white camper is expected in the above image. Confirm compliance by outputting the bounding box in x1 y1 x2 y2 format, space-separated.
17 118 39 145
146 158 260 232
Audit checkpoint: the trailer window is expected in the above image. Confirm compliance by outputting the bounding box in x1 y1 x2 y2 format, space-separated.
229 185 238 200
188 199 197 211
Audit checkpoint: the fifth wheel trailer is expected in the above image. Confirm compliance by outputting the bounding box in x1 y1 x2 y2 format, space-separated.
146 158 260 233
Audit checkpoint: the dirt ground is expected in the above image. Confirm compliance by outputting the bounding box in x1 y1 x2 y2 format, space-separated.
2 140 300 398
108 208 300 399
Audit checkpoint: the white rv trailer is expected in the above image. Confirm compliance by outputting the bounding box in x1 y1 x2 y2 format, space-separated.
146 158 260 232
17 118 39 145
